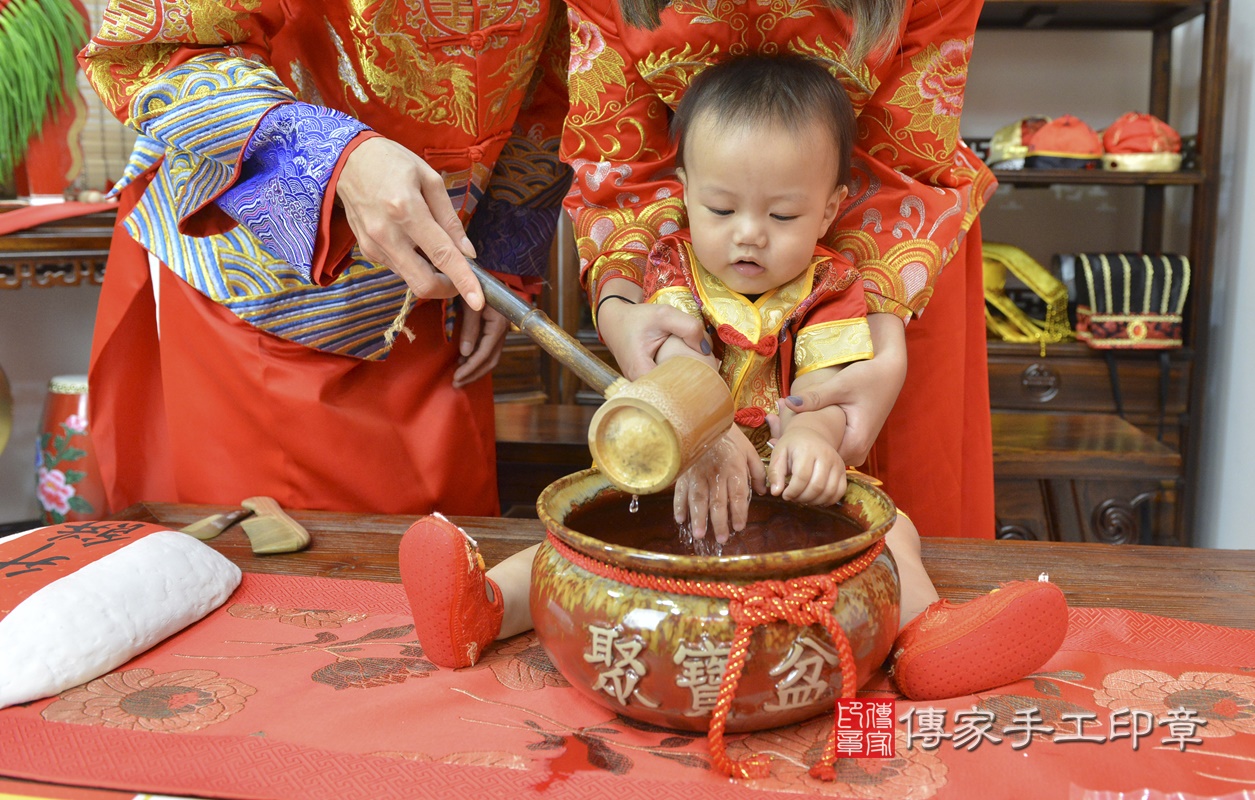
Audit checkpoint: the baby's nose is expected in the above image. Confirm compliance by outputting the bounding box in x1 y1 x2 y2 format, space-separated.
733 218 768 247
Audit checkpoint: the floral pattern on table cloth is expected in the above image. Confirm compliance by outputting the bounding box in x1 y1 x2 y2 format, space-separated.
5 575 1253 800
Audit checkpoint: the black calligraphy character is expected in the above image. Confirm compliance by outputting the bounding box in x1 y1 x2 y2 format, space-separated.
1 542 71 578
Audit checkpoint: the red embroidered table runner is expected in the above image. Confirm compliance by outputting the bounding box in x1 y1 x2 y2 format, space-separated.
1 573 1252 800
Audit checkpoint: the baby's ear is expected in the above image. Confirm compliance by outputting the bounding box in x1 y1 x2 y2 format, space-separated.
676 166 687 188
822 184 848 230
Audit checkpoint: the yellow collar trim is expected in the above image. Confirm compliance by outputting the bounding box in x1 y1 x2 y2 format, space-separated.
688 241 820 342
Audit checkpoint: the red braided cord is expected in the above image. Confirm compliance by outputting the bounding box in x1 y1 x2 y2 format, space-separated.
545 534 886 780
716 323 778 358
734 406 768 428
808 612 861 780
705 622 772 778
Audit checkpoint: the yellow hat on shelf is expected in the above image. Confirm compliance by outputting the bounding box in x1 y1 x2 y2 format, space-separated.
986 116 1052 170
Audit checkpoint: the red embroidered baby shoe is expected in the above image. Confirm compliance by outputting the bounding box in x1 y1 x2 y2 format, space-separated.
890 578 1068 701
399 513 504 669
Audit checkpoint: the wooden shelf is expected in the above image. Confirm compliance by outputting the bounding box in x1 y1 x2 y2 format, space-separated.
990 169 1204 187
0 211 114 290
986 340 1194 361
980 0 1206 30
991 411 1179 480
973 0 1227 544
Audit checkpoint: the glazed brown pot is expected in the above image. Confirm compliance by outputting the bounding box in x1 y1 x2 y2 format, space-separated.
531 469 900 733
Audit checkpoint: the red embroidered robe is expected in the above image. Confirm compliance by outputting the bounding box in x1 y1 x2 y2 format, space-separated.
78 0 568 515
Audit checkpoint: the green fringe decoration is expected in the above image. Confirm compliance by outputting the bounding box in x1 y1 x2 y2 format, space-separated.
0 0 88 185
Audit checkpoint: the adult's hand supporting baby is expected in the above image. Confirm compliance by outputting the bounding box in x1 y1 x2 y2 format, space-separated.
778 313 907 467
336 137 484 310
594 278 709 380
674 426 767 543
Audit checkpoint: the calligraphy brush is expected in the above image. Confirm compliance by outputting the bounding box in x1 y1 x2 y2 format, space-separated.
239 496 312 554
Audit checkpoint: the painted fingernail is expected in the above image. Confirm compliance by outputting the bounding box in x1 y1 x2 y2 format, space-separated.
700 339 711 355
785 395 803 407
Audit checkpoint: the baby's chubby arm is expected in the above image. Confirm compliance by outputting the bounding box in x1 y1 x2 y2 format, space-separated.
655 333 715 369
779 313 905 468
768 366 849 506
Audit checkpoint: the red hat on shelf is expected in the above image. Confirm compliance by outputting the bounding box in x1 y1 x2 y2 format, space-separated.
1102 112 1183 172
1024 115 1103 170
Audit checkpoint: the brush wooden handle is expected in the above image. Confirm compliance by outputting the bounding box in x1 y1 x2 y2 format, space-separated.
467 258 623 396
240 496 285 518
180 508 254 541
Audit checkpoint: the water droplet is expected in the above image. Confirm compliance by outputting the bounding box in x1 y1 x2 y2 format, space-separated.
678 521 693 546
629 494 640 514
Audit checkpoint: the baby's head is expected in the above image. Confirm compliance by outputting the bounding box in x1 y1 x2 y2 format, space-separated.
672 54 855 296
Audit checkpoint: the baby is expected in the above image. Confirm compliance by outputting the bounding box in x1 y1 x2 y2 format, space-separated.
401 54 1069 705
644 52 869 544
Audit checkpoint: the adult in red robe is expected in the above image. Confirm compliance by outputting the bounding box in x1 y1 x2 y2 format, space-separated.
79 1 570 515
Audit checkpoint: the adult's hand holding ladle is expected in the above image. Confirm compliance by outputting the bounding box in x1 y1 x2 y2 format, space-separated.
464 258 734 495
336 137 485 309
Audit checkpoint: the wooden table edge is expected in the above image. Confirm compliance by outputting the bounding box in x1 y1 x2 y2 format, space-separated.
115 503 1255 631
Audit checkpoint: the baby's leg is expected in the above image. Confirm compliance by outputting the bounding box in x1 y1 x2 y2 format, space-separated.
487 543 538 638
886 515 1069 701
400 517 534 668
883 514 939 628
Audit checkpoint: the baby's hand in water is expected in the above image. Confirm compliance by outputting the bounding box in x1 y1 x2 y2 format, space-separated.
673 428 766 543
767 428 847 506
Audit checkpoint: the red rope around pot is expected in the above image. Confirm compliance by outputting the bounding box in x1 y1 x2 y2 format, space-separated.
545 533 887 781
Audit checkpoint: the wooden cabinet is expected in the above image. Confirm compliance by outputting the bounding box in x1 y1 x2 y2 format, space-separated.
974 0 1228 545
986 342 1191 447
0 207 112 289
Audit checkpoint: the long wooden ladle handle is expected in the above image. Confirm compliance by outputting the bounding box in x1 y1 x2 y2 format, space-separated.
466 258 624 397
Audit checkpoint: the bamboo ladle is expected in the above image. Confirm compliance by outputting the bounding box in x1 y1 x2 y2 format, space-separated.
467 259 733 495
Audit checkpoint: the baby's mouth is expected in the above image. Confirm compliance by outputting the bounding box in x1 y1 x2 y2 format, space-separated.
731 257 764 275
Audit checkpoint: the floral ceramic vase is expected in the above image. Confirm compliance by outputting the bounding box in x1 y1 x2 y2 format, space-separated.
35 375 105 524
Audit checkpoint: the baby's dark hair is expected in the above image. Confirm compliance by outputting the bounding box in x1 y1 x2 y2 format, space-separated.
671 53 856 187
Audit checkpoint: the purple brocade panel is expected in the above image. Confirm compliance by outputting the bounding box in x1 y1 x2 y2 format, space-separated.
216 103 369 281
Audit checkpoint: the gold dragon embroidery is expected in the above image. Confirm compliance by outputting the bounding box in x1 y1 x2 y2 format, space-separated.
348 0 477 128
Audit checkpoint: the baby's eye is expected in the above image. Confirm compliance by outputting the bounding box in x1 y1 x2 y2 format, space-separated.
770 213 799 222
707 207 733 216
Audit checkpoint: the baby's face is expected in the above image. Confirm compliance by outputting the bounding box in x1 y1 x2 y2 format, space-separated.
680 116 846 297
